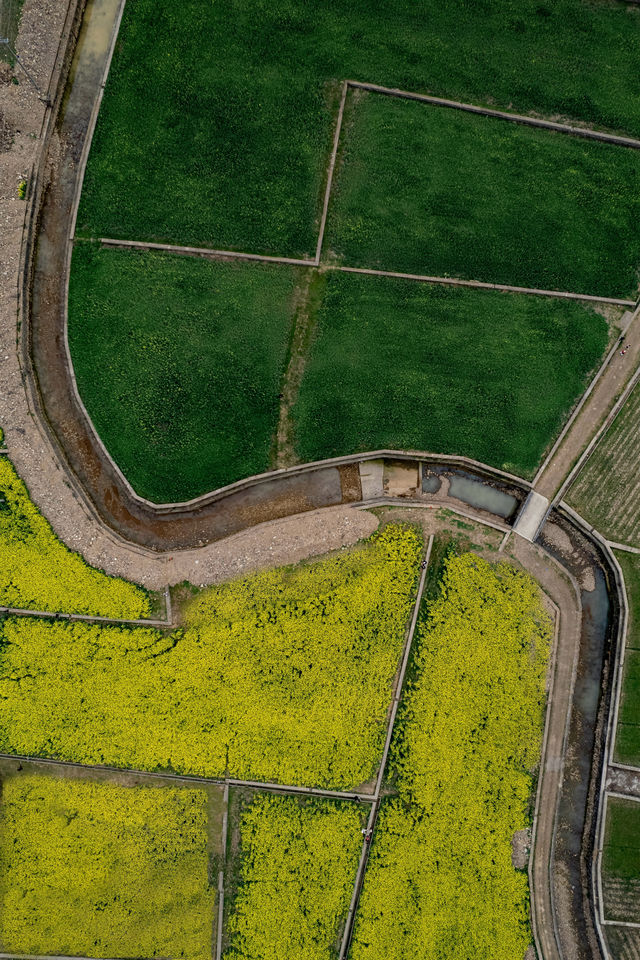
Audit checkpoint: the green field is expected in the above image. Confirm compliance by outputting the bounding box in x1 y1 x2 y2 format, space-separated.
224 794 360 960
0 774 215 957
602 797 640 923
325 92 640 296
68 244 300 501
0 525 421 787
0 0 23 58
568 383 640 548
612 552 640 765
350 547 551 960
77 0 640 254
293 273 607 477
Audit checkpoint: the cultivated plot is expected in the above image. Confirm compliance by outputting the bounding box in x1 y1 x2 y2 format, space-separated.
613 550 640 766
0 525 421 787
602 797 640 924
0 772 216 957
292 272 607 478
223 793 361 960
350 546 551 960
325 90 640 297
0 456 150 617
77 0 640 254
568 382 640 548
69 244 301 501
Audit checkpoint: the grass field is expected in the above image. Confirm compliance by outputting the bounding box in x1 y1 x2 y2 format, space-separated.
615 550 640 766
0 525 421 787
350 547 551 960
0 773 215 957
223 794 360 960
602 797 640 923
0 0 23 57
325 92 640 297
568 382 640 548
0 455 149 617
68 244 300 501
77 0 640 254
293 273 607 478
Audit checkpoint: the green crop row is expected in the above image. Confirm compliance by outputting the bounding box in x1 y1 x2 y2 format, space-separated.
0 774 215 957
351 550 551 960
0 456 149 617
0 524 421 787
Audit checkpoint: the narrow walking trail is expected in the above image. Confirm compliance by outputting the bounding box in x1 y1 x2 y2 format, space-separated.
534 303 640 502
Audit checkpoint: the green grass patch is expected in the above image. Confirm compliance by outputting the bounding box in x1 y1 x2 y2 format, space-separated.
602 796 640 923
68 244 300 502
223 794 360 960
77 0 640 253
326 92 640 297
293 272 607 478
0 773 215 957
617 649 640 766
0 525 421 787
351 552 551 960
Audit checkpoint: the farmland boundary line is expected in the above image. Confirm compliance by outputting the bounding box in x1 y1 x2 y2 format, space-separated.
554 361 640 506
601 920 640 929
347 80 640 149
0 585 172 628
93 238 636 308
607 788 640 803
96 237 315 268
214 782 229 960
609 541 640 555
315 80 348 264
0 753 376 802
533 304 639 489
338 536 432 960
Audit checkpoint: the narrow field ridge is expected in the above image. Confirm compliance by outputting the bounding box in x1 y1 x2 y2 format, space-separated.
94 241 636 306
97 237 315 268
0 753 376 802
335 266 636 306
347 80 640 150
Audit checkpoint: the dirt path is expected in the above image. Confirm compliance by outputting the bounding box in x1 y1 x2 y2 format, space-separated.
535 305 640 500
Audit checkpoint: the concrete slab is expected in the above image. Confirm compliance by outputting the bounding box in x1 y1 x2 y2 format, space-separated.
359 460 384 500
513 491 550 542
384 460 419 497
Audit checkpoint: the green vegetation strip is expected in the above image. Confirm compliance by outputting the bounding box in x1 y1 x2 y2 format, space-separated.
68 244 300 502
602 797 640 923
0 525 421 788
326 91 640 297
0 774 215 957
293 272 607 478
78 0 640 253
224 794 360 960
0 456 149 618
568 382 640 548
612 552 640 765
351 548 551 960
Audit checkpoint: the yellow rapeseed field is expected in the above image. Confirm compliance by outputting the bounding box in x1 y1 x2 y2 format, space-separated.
0 457 149 617
351 551 552 960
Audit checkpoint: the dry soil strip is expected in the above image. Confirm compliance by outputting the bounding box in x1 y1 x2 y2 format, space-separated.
553 360 640 506
338 537 432 960
0 753 375 803
215 783 229 960
347 80 640 150
98 237 316 268
335 265 635 306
